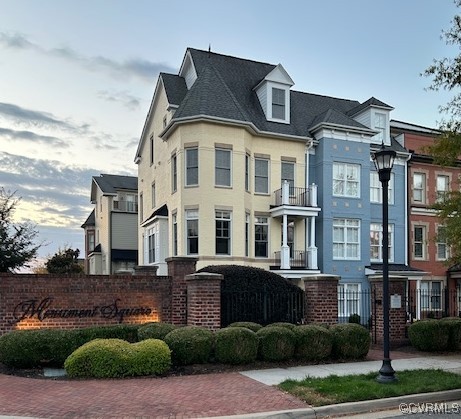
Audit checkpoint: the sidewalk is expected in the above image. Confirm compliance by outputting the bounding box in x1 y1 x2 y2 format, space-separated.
1 348 460 418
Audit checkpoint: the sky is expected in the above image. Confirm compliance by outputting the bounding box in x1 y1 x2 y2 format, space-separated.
0 0 459 267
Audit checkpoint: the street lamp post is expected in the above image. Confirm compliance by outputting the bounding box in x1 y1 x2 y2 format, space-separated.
372 143 397 383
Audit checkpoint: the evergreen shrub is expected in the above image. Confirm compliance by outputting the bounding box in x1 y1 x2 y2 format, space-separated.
256 326 295 361
64 338 171 378
0 324 139 368
138 322 177 340
228 322 262 332
214 327 258 364
163 326 214 365
439 317 461 351
266 322 296 330
330 323 371 360
294 325 333 361
408 320 450 351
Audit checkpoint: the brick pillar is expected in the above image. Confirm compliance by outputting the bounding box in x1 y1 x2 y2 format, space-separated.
186 272 222 330
166 257 198 326
303 275 339 325
370 275 408 348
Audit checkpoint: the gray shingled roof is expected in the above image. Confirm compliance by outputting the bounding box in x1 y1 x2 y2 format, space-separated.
347 96 393 117
93 174 138 194
161 48 386 138
81 209 95 228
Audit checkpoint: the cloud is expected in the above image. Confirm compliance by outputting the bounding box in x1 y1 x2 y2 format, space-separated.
0 32 176 82
0 127 68 148
97 90 141 110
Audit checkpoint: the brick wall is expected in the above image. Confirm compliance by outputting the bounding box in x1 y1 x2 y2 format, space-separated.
0 273 171 335
303 275 339 324
186 273 222 330
370 276 408 348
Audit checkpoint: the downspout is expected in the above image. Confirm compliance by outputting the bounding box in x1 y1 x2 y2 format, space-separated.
305 139 313 268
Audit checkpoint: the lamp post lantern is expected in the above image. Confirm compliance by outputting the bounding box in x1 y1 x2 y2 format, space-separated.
372 143 397 383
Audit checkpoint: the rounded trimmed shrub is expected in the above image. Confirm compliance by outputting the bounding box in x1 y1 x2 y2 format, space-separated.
0 325 140 368
214 327 258 364
64 338 171 378
330 323 371 360
439 318 461 351
408 320 450 351
266 322 296 330
294 325 333 361
138 322 177 340
228 322 262 332
129 339 172 376
164 326 214 365
256 326 295 361
64 339 132 378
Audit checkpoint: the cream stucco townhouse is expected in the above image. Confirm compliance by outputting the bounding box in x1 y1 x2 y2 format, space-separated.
135 47 409 300
81 174 138 275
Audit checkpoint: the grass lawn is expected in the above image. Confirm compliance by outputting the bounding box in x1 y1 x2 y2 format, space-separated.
278 369 461 406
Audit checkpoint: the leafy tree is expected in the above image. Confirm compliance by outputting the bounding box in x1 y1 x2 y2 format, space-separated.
46 247 84 274
0 188 42 272
423 0 461 265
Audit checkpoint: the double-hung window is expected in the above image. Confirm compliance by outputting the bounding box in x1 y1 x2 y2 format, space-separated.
272 88 285 120
374 113 386 143
245 154 250 192
437 226 449 261
436 175 449 203
185 148 198 186
186 209 199 255
147 227 155 264
171 153 177 193
255 216 268 257
281 161 294 190
333 218 360 260
215 210 231 255
370 223 394 262
215 148 231 187
172 213 178 256
413 173 426 203
413 225 426 259
255 158 269 194
333 162 360 198
370 172 394 204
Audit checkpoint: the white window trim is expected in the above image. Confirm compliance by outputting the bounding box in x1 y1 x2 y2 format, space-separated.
333 162 361 198
185 147 199 187
333 218 361 260
413 224 427 260
370 172 394 205
370 223 394 263
215 210 232 255
185 209 199 255
255 216 269 258
267 83 290 124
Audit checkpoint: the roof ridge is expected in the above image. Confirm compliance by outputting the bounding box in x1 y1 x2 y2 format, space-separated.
187 47 275 68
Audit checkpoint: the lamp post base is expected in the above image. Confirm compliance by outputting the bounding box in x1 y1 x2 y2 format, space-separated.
376 359 397 383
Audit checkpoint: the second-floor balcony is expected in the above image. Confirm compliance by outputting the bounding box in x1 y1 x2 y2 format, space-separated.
271 182 320 219
113 200 138 213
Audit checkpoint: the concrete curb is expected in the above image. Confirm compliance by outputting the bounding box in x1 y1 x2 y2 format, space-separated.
210 389 461 418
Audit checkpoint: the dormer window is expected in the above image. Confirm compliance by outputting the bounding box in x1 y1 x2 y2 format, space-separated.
374 113 386 143
272 88 286 120
254 64 293 124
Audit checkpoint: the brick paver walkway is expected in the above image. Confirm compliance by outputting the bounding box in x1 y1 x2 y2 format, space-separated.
0 371 307 418
0 348 422 418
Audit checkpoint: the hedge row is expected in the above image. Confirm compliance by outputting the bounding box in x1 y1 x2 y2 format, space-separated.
408 318 461 352
0 321 371 373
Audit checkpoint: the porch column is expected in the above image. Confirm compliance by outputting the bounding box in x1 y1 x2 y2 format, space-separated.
416 278 421 320
308 216 318 269
281 214 290 270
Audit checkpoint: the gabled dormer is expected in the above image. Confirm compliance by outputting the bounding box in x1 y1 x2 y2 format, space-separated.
254 64 294 124
347 97 394 145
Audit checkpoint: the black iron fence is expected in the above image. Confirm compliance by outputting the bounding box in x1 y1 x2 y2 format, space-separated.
274 187 311 207
221 286 305 327
407 288 460 321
